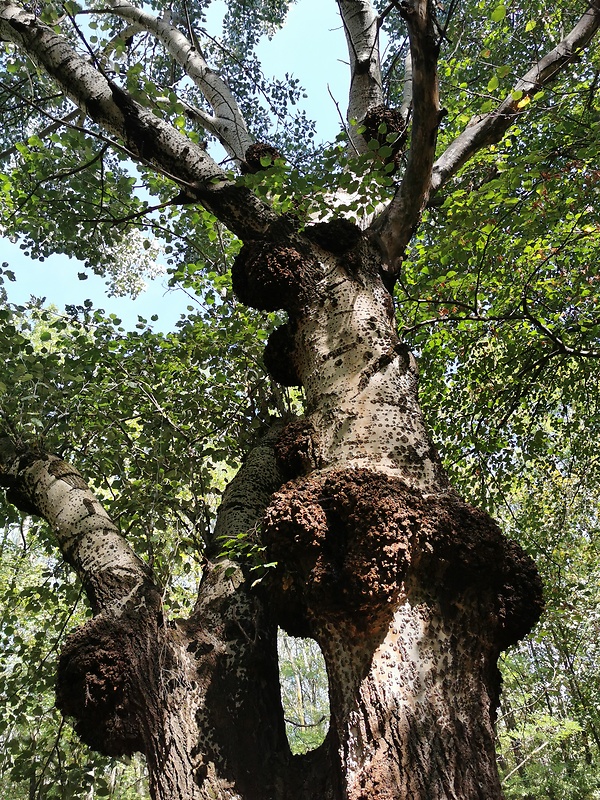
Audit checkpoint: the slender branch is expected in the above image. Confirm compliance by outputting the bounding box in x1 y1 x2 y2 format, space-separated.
0 2 276 239
522 296 600 359
328 83 351 144
104 0 254 163
370 0 441 273
501 740 552 785
337 0 384 153
431 1 600 195
399 50 413 118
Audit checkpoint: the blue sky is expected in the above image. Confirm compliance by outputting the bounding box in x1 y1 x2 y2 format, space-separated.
0 0 350 331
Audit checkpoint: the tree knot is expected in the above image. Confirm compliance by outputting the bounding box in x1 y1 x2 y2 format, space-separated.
262 470 543 646
56 614 159 757
240 142 283 174
231 240 320 312
263 322 302 387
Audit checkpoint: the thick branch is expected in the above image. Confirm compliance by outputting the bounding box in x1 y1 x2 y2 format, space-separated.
431 1 600 194
370 0 440 271
191 421 285 619
337 0 384 152
0 2 276 238
212 422 284 547
0 440 158 614
105 0 254 163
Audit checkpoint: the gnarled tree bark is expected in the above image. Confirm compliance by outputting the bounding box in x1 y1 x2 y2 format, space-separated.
2 0 599 798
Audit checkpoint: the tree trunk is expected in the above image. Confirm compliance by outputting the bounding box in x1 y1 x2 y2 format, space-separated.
1 230 543 800
6 2 600 797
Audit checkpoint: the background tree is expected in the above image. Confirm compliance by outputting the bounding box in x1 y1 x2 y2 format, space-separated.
0 1 600 799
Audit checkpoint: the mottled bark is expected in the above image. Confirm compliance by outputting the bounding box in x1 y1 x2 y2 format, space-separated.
9 1 600 798
264 470 541 800
0 440 155 613
0 2 276 239
337 0 384 153
1 216 544 800
104 0 254 163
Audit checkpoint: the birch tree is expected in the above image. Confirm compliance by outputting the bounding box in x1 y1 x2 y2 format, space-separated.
1 1 600 798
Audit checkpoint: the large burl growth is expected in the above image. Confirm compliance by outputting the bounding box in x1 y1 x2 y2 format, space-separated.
251 221 544 799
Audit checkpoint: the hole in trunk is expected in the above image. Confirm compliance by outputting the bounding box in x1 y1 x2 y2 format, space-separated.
277 629 330 754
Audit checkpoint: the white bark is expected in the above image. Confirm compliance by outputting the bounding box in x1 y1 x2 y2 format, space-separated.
0 449 153 613
295 255 445 490
105 1 254 163
318 594 502 800
337 0 384 153
400 51 413 119
0 2 276 238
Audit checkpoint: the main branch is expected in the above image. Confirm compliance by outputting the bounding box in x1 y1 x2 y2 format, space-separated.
104 0 254 163
0 2 276 239
0 439 158 614
370 0 441 273
337 0 384 152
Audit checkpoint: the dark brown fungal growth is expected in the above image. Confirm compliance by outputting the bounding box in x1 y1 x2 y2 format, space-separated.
263 469 543 643
304 218 364 255
231 241 319 312
263 323 301 387
362 104 408 170
56 614 154 757
274 420 322 480
240 142 283 174
362 104 407 146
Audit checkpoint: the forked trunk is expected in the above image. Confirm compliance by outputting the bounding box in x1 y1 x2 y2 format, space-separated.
1 233 542 800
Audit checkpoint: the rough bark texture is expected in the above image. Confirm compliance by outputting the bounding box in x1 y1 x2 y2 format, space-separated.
263 470 541 799
8 0 598 798
0 233 544 800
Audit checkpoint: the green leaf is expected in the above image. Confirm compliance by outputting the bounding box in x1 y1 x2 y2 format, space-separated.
488 75 499 92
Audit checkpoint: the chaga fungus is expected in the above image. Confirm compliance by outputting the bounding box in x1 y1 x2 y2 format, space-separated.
274 420 322 480
304 218 363 255
240 142 283 174
362 104 408 170
231 242 318 312
263 470 543 643
263 323 301 387
56 616 146 757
